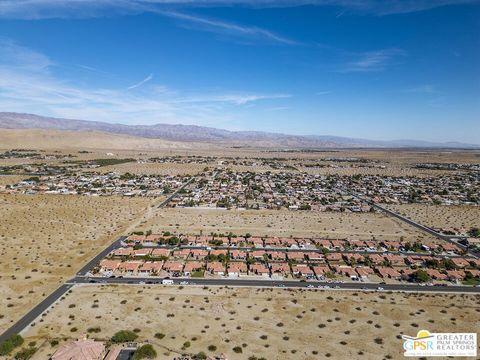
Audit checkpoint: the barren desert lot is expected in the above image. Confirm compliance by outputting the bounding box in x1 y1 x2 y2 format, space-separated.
136 208 436 242
0 194 153 333
388 204 480 232
23 285 480 360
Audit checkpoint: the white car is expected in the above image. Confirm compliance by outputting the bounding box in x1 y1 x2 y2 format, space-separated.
377 287 384 291
307 285 314 288
180 281 189 285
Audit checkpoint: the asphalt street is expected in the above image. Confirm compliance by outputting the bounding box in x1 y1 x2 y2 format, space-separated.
69 276 480 294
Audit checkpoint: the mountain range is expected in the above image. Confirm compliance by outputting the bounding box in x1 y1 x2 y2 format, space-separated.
0 112 477 149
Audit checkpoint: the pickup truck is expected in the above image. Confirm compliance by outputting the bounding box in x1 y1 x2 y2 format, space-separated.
162 279 174 285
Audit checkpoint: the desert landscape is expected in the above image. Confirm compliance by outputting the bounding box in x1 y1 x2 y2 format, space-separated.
22 285 480 360
0 194 153 334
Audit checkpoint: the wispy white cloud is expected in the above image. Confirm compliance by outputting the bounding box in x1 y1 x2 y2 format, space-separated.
0 40 290 125
316 90 332 95
155 10 299 45
339 48 407 72
127 73 154 90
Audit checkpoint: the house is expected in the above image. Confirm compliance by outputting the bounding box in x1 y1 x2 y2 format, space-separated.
211 236 229 245
343 253 364 264
384 254 406 267
296 238 312 248
282 238 299 247
264 237 282 247
133 248 152 257
248 237 264 247
291 264 314 278
249 263 270 277
118 261 143 274
227 262 248 277
51 338 106 360
465 269 480 278
426 269 448 280
112 247 134 256
269 251 286 261
207 261 225 275
441 243 459 253
312 265 330 278
381 241 402 251
326 252 343 264
405 255 427 267
287 252 306 262
332 265 358 279
229 237 242 246
145 234 162 243
139 261 163 274
127 234 146 243
446 270 466 281
190 249 208 259
210 249 228 257
356 267 374 279
183 261 204 275
270 262 290 275
330 239 346 250
450 257 470 268
367 254 385 265
99 259 121 272
249 250 266 260
172 249 190 259
151 248 171 258
163 261 184 275
315 239 332 249
376 267 401 279
229 250 247 260
306 252 324 262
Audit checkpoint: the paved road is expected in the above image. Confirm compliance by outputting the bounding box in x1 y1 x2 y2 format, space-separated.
70 276 480 294
346 191 479 258
77 236 127 276
157 176 195 208
0 235 126 343
0 283 73 344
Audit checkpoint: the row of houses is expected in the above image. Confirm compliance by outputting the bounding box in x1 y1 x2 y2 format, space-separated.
126 234 461 255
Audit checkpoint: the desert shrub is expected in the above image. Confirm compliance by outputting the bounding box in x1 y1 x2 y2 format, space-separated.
111 330 138 343
132 344 156 360
207 345 217 351
49 340 59 347
14 347 37 360
232 346 243 353
154 333 165 340
87 327 101 333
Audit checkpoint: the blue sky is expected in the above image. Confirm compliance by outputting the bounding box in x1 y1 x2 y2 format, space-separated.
0 0 479 143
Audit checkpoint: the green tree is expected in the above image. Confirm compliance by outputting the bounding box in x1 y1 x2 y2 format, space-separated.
133 344 156 359
111 330 138 344
412 269 430 283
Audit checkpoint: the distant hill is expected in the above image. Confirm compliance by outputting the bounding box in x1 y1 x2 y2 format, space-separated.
0 112 477 149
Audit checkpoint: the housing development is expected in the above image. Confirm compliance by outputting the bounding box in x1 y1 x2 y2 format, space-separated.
1 1 479 359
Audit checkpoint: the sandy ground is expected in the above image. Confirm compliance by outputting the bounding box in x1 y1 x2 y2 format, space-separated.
135 208 436 242
0 175 27 186
0 194 153 334
99 162 207 176
22 285 480 360
388 204 480 232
